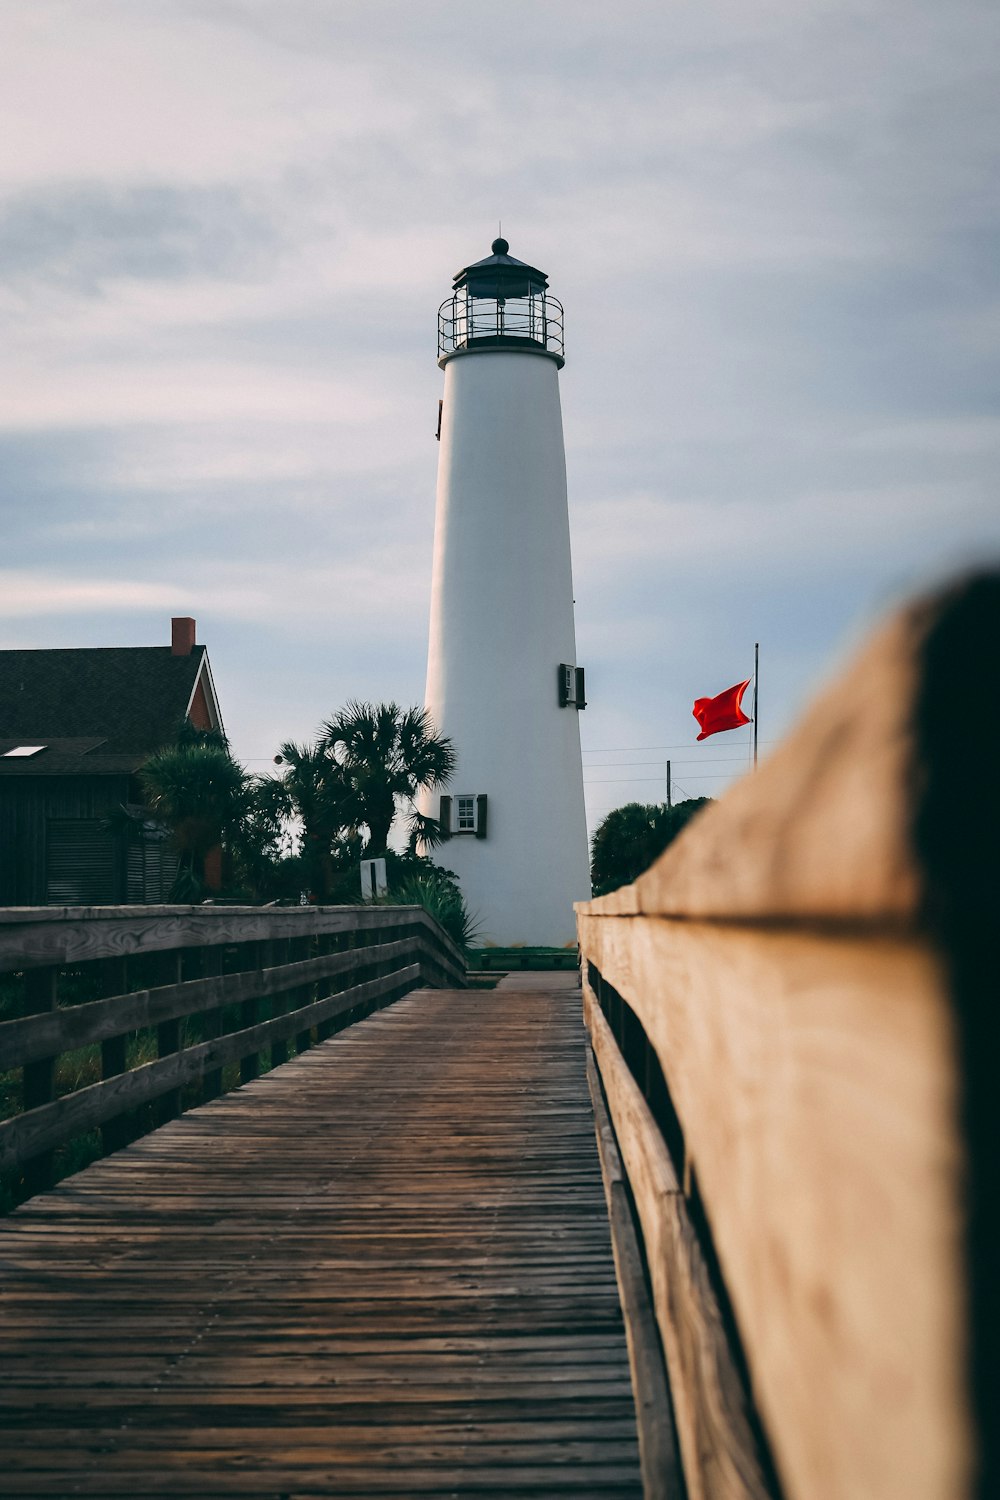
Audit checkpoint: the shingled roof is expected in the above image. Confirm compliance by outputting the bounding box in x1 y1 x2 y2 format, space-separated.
0 628 222 778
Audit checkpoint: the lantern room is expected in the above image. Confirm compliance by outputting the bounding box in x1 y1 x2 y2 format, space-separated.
437 237 565 367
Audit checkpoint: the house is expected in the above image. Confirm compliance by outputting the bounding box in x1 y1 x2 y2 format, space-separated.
0 618 223 906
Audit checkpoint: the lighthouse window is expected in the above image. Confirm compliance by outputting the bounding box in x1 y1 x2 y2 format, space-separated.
451 794 487 837
558 664 586 709
456 796 476 831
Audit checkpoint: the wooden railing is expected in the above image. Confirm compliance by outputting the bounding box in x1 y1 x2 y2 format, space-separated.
0 903 465 1204
577 573 998 1500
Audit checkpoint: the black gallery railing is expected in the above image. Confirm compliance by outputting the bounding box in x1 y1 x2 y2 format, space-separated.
438 291 565 361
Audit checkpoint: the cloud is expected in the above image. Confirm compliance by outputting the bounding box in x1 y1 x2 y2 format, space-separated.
0 357 397 431
0 571 189 618
0 183 279 292
0 0 998 841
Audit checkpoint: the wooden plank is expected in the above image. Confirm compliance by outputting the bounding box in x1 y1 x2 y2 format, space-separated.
0 986 642 1497
586 1048 682 1500
0 939 427 1070
0 903 466 979
585 982 773 1500
0 967 422 1171
578 914 968 1500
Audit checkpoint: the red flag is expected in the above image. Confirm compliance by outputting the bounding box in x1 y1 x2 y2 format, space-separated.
692 679 752 741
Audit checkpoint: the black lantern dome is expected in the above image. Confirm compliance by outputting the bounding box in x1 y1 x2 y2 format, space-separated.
453 238 550 301
438 238 564 367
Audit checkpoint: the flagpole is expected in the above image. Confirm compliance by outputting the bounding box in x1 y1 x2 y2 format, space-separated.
753 642 759 768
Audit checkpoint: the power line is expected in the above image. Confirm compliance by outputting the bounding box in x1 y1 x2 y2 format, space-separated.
587 780 734 792
583 756 753 767
582 740 778 753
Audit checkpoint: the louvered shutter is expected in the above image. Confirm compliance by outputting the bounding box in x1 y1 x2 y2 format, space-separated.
575 666 587 710
475 794 488 840
45 820 117 906
439 795 452 840
126 840 145 902
557 664 570 707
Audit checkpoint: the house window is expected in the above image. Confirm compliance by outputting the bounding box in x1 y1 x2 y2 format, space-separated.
557 664 587 709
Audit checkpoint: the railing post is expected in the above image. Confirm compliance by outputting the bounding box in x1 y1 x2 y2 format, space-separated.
295 934 313 1053
22 965 58 1195
202 944 224 1102
270 936 289 1067
240 941 262 1084
317 931 335 1041
157 950 182 1124
100 957 130 1155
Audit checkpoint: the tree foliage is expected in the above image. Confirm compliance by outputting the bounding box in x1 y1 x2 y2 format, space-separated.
590 799 713 898
266 740 360 902
139 733 252 900
378 850 479 953
139 704 459 909
320 701 456 856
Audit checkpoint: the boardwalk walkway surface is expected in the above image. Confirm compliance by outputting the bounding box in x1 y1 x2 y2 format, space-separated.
0 979 642 1498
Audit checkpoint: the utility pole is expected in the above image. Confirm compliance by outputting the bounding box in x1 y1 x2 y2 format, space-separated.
753 642 759 768
666 759 672 809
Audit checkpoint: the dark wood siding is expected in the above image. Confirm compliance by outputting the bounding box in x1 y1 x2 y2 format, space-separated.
0 777 134 905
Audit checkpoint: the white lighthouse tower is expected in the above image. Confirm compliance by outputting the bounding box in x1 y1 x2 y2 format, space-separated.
421 237 591 947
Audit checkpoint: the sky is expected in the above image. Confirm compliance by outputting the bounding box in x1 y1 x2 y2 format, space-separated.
2 0 998 835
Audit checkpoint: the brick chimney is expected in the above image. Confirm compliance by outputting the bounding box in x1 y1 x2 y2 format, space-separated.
171 617 196 656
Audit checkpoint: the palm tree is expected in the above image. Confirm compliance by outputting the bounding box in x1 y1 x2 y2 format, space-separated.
225 773 292 900
272 740 360 902
139 742 251 900
320 702 456 856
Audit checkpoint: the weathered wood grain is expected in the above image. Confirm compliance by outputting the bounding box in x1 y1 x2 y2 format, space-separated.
1 907 464 1190
0 986 643 1497
579 911 968 1500
585 984 773 1500
586 1048 682 1500
0 968 420 1171
0 936 424 1069
0 902 466 977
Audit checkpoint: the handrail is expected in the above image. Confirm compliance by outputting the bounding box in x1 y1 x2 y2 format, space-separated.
577 573 999 1500
438 290 565 362
0 904 465 1205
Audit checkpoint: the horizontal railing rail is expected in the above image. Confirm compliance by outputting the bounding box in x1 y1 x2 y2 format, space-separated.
438 291 565 361
0 904 465 1205
577 573 998 1500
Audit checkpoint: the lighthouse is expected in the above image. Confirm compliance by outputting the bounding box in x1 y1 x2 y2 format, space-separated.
421 237 591 947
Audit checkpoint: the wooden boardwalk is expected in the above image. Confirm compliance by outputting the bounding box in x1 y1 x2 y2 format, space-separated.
0 982 642 1498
